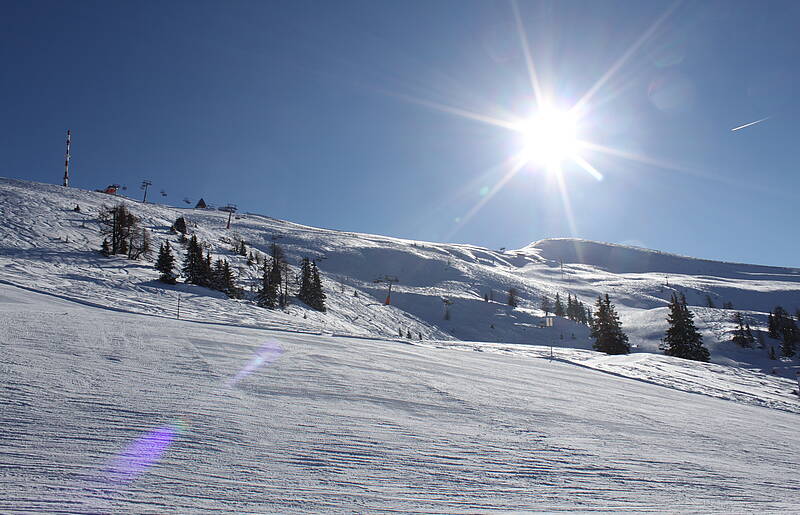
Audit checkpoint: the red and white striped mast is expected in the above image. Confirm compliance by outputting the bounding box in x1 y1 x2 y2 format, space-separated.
63 129 71 187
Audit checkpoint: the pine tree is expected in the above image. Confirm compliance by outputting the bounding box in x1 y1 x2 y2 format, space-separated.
554 293 565 317
211 259 237 297
731 312 751 347
663 293 710 362
182 235 206 286
508 287 519 308
309 261 326 312
155 241 177 284
171 216 188 234
298 257 313 306
768 313 778 338
256 258 280 309
590 294 630 355
199 253 211 287
780 318 797 358
540 295 552 316
744 322 756 348
577 300 587 325
266 243 286 306
770 306 798 357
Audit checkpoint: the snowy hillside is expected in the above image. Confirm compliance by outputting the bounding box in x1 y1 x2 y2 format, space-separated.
1 177 798 370
2 175 800 408
3 283 799 512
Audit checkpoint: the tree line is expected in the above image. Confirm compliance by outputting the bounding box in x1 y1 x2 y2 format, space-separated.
94 207 327 313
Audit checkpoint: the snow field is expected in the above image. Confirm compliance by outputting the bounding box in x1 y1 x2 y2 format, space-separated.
2 284 799 512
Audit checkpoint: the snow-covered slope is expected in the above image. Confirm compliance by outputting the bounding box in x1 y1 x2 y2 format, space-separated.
1 177 798 374
3 283 799 512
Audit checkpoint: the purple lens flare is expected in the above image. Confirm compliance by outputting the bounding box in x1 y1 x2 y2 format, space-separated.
228 338 284 386
103 423 181 485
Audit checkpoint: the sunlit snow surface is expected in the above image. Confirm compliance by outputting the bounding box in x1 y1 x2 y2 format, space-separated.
2 284 799 513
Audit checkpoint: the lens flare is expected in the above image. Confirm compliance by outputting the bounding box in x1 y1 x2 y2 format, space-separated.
228 338 284 386
103 423 181 485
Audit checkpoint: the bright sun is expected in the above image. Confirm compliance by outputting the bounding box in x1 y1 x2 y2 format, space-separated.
517 107 579 167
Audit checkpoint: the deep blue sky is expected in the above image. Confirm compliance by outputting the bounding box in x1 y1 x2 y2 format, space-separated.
2 0 798 266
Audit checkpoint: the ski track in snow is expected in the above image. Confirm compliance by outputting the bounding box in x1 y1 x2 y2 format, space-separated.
2 284 799 513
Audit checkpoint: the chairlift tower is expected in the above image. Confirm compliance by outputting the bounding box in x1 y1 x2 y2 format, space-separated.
373 275 399 305
141 180 152 203
220 204 238 229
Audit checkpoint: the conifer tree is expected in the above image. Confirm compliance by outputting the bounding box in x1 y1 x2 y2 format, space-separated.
182 235 206 285
768 313 778 338
309 261 326 312
577 300 587 325
211 258 237 297
663 293 710 362
554 293 565 317
770 306 798 357
590 294 630 354
297 257 313 306
202 253 213 288
731 312 751 347
540 295 552 316
171 216 188 234
508 287 519 308
155 241 177 284
780 319 797 358
256 258 280 308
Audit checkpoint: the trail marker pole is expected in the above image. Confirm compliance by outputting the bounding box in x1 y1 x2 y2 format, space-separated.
177 293 181 320
63 130 71 187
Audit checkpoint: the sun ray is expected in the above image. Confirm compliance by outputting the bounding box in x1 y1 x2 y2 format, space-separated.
577 140 710 178
571 155 604 181
443 154 528 241
572 1 680 115
553 164 579 238
383 90 521 130
511 0 544 106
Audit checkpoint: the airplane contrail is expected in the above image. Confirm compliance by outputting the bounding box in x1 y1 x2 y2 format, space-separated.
731 116 770 132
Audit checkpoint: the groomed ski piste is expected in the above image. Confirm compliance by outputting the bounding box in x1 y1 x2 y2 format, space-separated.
1 177 799 512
